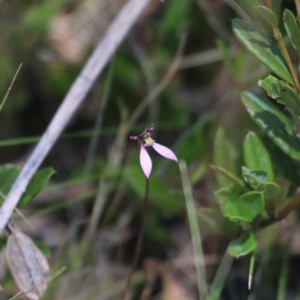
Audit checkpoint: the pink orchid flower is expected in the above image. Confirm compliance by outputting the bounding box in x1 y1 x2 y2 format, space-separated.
130 124 178 178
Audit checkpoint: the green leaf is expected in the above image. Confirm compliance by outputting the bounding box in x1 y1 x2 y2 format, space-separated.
232 19 292 84
242 167 267 188
256 182 284 202
0 164 20 204
258 75 278 96
261 135 300 186
253 6 278 28
18 168 55 208
270 81 300 116
241 91 300 160
215 188 264 223
227 232 256 257
283 9 300 54
243 132 274 181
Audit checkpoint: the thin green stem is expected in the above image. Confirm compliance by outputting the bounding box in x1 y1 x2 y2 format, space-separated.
121 177 150 300
179 160 208 299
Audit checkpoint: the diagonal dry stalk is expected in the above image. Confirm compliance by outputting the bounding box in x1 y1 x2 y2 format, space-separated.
0 0 151 233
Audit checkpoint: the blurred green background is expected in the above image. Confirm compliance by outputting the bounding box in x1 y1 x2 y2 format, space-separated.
0 0 299 299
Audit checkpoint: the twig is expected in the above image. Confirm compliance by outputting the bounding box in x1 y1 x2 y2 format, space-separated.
0 0 151 233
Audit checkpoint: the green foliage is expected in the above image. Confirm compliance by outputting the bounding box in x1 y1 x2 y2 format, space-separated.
215 188 264 223
18 167 55 208
0 164 20 203
232 19 293 84
241 92 300 160
283 9 300 53
253 6 278 28
212 1 300 267
0 164 53 207
243 132 274 182
227 232 256 257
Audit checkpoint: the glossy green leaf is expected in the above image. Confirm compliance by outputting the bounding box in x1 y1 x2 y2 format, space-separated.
232 19 292 84
227 232 256 257
261 135 300 186
283 9 300 53
242 167 267 188
256 182 284 202
243 132 274 181
213 126 238 188
258 75 278 96
0 164 20 204
270 81 300 116
241 91 300 160
253 6 278 28
18 167 55 208
215 188 264 223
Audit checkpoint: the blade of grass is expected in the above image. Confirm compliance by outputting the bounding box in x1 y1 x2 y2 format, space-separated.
82 64 113 186
0 64 22 112
0 121 187 147
207 248 234 300
276 240 291 300
179 160 208 299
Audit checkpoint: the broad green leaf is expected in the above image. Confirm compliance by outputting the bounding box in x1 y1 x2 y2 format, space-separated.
270 81 300 116
232 19 292 84
215 188 264 223
227 232 256 257
243 132 274 181
197 208 239 237
283 9 300 54
242 167 267 188
256 182 284 202
241 91 300 161
261 135 300 186
18 168 55 208
0 164 20 204
211 165 245 189
253 6 278 28
213 126 238 188
258 75 278 96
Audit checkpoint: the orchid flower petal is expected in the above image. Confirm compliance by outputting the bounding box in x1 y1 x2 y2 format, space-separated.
152 142 178 162
140 146 152 178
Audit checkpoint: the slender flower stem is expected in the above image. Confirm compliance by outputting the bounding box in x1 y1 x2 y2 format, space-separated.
121 177 150 300
273 28 300 92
